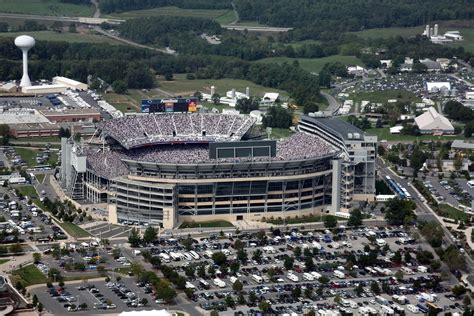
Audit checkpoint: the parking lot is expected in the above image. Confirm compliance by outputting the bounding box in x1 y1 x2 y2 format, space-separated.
27 223 470 315
30 277 164 314
0 185 65 243
421 176 473 209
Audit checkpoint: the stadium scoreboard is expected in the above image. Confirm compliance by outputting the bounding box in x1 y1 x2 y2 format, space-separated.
209 140 276 160
141 98 198 113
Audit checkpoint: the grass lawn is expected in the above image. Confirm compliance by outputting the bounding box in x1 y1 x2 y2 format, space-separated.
14 147 58 167
35 174 45 184
350 90 421 104
11 136 60 143
107 6 228 20
15 147 37 166
0 259 9 265
367 127 466 141
16 185 37 199
437 204 470 222
56 221 91 238
179 220 234 229
0 31 121 45
269 128 293 139
0 0 93 16
214 10 236 24
263 214 323 225
12 264 47 287
103 92 145 112
201 102 235 113
257 55 364 74
349 23 474 53
161 74 289 98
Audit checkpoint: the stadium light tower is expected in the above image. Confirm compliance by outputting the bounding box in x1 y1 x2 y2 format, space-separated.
14 35 35 87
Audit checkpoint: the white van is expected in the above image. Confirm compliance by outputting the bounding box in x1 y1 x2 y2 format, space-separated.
213 278 226 288
252 274 263 284
302 273 314 281
334 270 345 279
229 276 238 284
310 271 322 280
287 273 299 282
407 304 419 314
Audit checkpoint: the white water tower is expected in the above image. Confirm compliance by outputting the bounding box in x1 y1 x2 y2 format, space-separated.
14 35 35 87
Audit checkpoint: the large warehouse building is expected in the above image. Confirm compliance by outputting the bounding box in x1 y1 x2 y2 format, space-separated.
61 112 376 228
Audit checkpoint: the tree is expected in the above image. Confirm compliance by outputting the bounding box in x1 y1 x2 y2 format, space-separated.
394 270 404 281
33 252 42 264
10 243 23 253
452 285 466 297
347 209 363 226
32 294 38 306
0 125 10 145
233 239 244 250
384 198 416 226
230 261 240 274
371 281 381 295
197 265 206 278
292 287 302 299
263 105 293 129
323 215 337 228
212 93 221 105
252 249 262 263
236 97 260 114
37 302 43 312
154 280 177 303
128 228 141 247
232 280 243 292
112 80 127 94
225 295 235 308
416 250 434 265
259 301 271 313
420 222 444 247
212 252 227 266
443 245 467 271
463 295 471 307
293 246 302 258
284 256 294 270
142 226 157 244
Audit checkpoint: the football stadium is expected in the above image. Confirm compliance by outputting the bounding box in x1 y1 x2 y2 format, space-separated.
60 112 351 228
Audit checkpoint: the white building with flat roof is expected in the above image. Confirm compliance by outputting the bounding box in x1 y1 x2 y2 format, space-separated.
22 84 67 94
53 76 88 91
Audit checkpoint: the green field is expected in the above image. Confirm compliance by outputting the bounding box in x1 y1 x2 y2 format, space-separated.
14 148 37 166
214 10 236 25
107 6 230 20
103 91 148 111
15 147 58 167
350 90 421 104
57 221 91 238
269 128 293 139
160 74 288 98
12 264 47 287
438 204 470 222
0 0 93 16
257 55 364 74
350 25 474 53
35 174 45 184
0 31 121 45
179 220 234 229
367 127 465 141
17 185 38 199
11 136 60 143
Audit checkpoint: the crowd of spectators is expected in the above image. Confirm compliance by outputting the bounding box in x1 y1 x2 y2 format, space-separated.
85 132 336 179
98 113 257 149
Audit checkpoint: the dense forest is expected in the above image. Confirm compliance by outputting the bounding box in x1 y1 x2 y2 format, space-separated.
234 0 474 40
99 0 230 14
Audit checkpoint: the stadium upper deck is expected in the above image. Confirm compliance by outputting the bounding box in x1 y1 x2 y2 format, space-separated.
86 132 337 180
97 113 257 149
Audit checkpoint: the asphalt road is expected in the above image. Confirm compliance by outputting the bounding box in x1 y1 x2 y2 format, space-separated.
320 91 341 114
